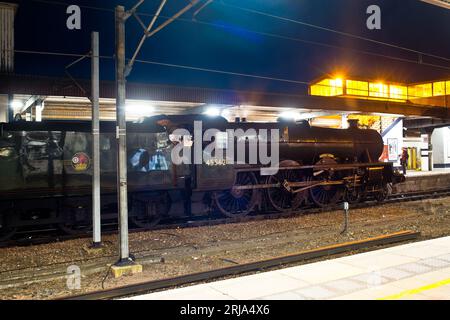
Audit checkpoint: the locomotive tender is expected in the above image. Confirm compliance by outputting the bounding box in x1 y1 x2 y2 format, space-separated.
0 115 404 240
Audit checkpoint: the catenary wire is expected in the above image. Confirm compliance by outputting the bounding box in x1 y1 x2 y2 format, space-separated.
12 49 312 85
31 0 450 66
218 1 450 63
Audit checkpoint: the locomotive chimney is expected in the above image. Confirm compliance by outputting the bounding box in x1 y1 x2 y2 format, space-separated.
348 119 359 129
297 120 311 128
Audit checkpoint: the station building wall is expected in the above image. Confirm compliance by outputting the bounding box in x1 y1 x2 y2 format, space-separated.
382 118 404 167
432 127 450 169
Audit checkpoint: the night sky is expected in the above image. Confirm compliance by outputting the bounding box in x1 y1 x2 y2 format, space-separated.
9 0 450 95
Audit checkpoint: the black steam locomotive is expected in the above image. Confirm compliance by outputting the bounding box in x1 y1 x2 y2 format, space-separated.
0 115 404 240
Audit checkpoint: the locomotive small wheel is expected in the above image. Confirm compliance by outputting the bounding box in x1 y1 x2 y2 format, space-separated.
214 172 259 218
375 183 391 203
345 188 362 204
0 212 17 241
266 170 306 213
130 192 169 229
59 203 92 235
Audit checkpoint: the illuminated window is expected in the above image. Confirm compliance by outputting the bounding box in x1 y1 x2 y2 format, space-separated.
310 78 344 96
408 83 433 99
310 77 449 102
369 82 389 98
389 85 408 100
433 82 446 96
346 80 368 96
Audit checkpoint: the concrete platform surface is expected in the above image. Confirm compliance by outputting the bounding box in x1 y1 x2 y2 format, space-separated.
392 170 450 194
405 170 450 177
126 236 450 300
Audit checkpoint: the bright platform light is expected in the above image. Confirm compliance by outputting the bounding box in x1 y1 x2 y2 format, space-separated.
279 110 301 121
125 101 154 116
332 78 343 87
10 100 23 110
204 107 221 117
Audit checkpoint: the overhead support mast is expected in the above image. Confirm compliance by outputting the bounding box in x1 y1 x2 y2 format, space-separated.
115 5 131 264
112 0 203 273
91 31 102 248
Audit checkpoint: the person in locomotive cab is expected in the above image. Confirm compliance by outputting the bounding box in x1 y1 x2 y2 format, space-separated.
400 148 409 175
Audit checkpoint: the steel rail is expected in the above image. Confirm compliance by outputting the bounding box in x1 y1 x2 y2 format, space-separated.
1 187 449 248
61 230 421 300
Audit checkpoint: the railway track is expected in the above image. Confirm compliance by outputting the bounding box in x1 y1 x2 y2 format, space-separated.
61 230 421 300
2 188 449 248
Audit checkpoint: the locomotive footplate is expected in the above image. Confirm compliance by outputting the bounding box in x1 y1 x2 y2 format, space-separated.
235 162 393 173
231 180 345 192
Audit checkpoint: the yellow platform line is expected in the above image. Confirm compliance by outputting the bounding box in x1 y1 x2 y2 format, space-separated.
378 278 450 300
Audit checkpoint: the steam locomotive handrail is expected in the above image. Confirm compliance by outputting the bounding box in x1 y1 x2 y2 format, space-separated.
236 162 395 173
233 180 346 192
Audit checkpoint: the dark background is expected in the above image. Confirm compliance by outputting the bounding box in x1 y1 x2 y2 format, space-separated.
9 0 450 95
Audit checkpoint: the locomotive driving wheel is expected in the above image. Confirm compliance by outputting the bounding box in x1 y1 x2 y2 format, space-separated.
0 211 16 241
214 172 259 218
266 161 307 213
130 192 169 229
309 158 343 207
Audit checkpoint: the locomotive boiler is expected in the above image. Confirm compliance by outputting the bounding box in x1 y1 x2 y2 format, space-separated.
0 115 404 240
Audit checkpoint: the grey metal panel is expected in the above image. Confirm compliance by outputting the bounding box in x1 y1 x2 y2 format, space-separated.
0 2 17 73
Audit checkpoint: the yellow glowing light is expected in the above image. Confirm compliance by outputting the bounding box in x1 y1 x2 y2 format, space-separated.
333 78 343 87
389 84 407 100
408 83 433 99
346 80 369 96
310 78 344 96
369 82 389 98
433 82 446 96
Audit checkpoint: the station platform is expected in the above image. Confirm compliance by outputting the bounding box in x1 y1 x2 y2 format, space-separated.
128 236 450 300
405 170 450 177
392 170 450 194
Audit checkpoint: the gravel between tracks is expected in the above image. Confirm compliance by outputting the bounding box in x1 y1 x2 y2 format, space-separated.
1 196 450 299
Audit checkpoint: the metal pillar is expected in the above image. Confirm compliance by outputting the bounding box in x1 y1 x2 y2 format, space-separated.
341 202 349 235
7 94 13 123
0 95 8 123
110 0 201 268
115 6 131 264
91 32 102 248
428 132 434 172
35 100 44 122
341 114 348 129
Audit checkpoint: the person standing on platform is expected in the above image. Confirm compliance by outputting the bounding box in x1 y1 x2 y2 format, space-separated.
400 148 409 175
